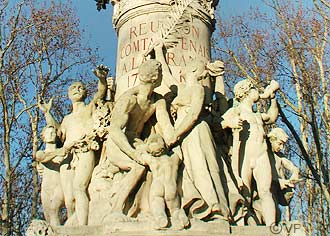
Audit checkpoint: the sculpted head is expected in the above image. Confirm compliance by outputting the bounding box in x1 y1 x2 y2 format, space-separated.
268 128 289 152
234 79 259 102
41 124 57 144
68 81 87 102
139 59 162 88
183 59 206 81
146 133 166 157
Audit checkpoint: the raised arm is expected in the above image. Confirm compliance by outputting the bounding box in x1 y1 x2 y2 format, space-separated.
39 98 60 129
91 64 108 104
154 44 179 88
261 97 279 125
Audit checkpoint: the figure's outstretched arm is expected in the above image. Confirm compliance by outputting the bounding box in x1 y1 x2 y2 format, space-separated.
154 43 179 88
35 148 67 163
155 98 175 146
281 157 300 181
91 64 108 104
39 98 60 129
262 97 279 124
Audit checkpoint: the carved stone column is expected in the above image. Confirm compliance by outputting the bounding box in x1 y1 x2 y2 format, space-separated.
112 0 219 98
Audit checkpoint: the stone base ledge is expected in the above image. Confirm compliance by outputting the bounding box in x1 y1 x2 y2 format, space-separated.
26 220 305 236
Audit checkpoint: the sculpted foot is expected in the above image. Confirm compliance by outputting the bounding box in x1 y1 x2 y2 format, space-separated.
171 209 189 230
106 212 133 222
153 216 168 230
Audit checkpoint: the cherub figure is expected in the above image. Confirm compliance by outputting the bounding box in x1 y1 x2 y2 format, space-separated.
221 79 279 225
35 124 71 225
136 134 189 230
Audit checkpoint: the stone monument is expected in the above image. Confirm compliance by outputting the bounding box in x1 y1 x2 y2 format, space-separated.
26 1 306 235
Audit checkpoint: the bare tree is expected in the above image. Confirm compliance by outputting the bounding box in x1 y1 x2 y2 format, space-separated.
0 0 98 235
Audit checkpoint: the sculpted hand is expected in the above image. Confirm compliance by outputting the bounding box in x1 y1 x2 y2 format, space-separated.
39 97 53 114
206 60 225 77
279 179 294 189
230 117 243 129
93 64 110 80
167 134 179 147
170 105 178 119
52 155 65 164
131 150 144 166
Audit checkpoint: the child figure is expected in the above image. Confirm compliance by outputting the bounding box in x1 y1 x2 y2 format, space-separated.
35 124 68 225
221 79 279 226
137 134 189 230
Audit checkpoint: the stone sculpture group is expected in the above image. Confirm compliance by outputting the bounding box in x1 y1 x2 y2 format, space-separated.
27 0 302 234
34 45 300 229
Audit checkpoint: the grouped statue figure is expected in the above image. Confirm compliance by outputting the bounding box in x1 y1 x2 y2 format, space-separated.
35 42 301 230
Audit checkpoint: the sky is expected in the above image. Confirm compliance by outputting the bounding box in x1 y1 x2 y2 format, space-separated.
72 0 263 73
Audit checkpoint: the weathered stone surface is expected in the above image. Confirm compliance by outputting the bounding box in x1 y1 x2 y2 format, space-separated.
30 1 304 235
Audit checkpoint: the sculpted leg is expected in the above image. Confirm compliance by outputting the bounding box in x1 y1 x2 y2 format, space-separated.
149 186 167 229
110 163 146 212
166 194 188 230
253 156 275 226
60 164 75 217
48 185 64 225
106 138 146 213
73 152 95 225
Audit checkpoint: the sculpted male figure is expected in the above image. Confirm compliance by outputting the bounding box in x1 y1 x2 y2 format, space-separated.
103 57 175 217
267 128 300 217
40 66 108 225
221 79 279 225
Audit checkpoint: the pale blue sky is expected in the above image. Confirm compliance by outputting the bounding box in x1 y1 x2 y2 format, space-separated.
72 0 263 72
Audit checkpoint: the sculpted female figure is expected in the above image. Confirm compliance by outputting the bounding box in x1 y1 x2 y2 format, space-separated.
170 60 229 220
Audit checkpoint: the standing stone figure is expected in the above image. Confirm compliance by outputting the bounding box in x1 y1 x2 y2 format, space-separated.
39 65 108 225
136 134 188 230
267 128 300 221
170 59 230 220
35 124 67 226
221 79 279 226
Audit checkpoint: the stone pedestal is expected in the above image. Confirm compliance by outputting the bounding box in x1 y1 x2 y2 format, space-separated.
50 222 305 236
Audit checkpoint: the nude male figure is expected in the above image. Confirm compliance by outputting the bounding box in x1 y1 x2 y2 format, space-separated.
103 55 175 216
221 79 279 225
39 65 108 225
267 128 300 219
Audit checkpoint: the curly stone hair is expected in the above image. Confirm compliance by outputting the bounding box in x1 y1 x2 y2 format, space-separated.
233 79 254 102
138 59 162 83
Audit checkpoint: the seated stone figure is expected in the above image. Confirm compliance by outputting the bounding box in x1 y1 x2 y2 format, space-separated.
136 134 188 230
35 124 69 225
221 79 279 226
